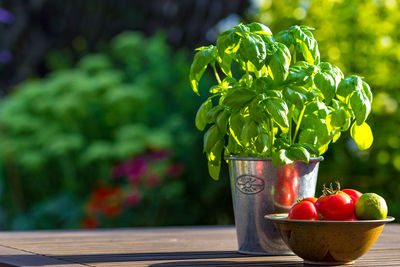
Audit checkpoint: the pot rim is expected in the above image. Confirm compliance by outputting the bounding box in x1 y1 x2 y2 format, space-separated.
225 156 324 162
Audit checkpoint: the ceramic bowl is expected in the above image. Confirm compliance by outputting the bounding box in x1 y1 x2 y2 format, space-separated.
265 213 395 265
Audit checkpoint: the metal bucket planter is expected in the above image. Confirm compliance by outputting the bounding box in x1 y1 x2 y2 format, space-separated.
226 156 323 255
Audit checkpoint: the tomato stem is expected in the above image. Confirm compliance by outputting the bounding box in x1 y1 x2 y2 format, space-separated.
322 181 342 196
335 181 341 191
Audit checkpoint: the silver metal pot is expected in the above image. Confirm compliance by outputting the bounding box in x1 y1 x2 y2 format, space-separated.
226 156 323 255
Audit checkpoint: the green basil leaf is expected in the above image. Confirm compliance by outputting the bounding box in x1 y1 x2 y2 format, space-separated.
261 90 283 99
316 140 330 155
332 131 341 143
229 112 244 146
283 87 307 110
350 90 371 125
265 97 289 128
336 75 363 102
203 124 220 153
222 88 256 109
304 100 329 118
288 145 310 163
315 119 332 144
189 45 217 95
249 97 265 123
299 128 317 145
233 24 250 37
319 62 343 87
216 109 230 132
306 116 332 153
326 109 347 130
226 134 241 155
302 115 331 145
252 77 274 92
290 25 320 65
314 72 335 104
331 65 344 84
271 149 293 166
247 22 273 35
268 43 291 84
237 72 253 86
238 33 267 70
341 116 352 131
299 143 319 155
329 101 352 130
216 29 241 59
240 61 259 73
207 139 224 164
286 61 314 85
274 137 291 150
206 105 224 123
331 99 340 110
350 122 373 150
209 79 230 94
255 130 269 153
224 76 237 84
362 81 373 103
240 119 258 146
274 30 293 48
195 99 212 131
218 54 234 77
208 161 221 181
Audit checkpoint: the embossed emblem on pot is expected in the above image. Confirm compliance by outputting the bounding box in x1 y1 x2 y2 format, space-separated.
236 175 265 194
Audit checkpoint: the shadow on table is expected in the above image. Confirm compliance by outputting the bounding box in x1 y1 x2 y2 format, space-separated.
150 260 303 266
0 251 301 266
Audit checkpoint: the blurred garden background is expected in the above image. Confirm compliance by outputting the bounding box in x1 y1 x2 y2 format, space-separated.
0 0 399 230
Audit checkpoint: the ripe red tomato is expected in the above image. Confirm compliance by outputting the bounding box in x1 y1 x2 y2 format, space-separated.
344 213 358 221
302 197 317 204
316 192 353 220
342 189 362 204
315 183 354 220
288 200 319 220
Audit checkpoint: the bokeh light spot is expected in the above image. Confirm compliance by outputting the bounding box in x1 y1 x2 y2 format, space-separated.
377 150 390 165
294 7 307 20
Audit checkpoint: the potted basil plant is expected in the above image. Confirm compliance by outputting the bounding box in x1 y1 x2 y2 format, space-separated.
189 23 373 255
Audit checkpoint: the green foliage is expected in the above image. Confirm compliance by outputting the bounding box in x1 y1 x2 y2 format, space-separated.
189 22 373 180
0 32 219 229
252 0 400 222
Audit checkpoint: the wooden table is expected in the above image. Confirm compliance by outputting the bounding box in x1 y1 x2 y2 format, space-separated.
0 224 398 266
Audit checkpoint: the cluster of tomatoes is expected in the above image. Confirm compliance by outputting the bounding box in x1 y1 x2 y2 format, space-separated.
288 182 362 221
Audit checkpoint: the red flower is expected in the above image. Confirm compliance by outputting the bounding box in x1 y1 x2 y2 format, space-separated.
85 186 123 218
167 163 184 177
82 217 99 229
147 173 162 187
103 204 123 218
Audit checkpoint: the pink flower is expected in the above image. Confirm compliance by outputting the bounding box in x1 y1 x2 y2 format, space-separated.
111 162 126 178
125 192 141 207
126 157 149 182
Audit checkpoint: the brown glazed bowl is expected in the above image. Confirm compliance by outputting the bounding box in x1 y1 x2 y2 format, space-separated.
265 213 395 265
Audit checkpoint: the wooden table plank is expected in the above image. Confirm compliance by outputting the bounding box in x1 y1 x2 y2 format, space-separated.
0 244 82 267
0 224 397 266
